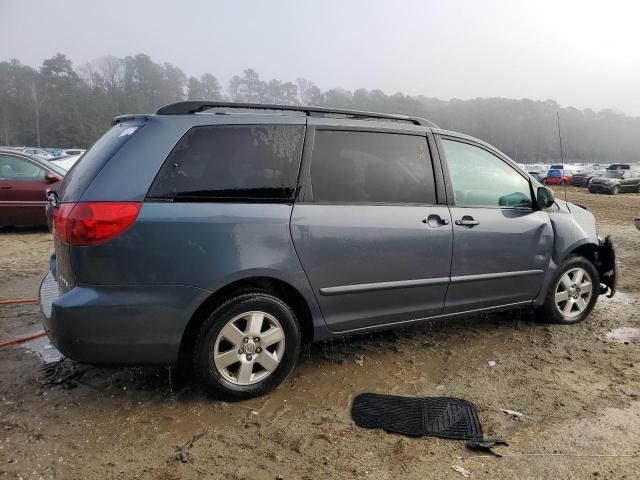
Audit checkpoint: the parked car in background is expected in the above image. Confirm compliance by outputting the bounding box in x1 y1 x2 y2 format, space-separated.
589 170 640 194
39 102 617 400
17 147 57 160
62 149 86 157
528 169 547 183
572 169 606 187
0 149 65 226
606 164 633 171
51 154 82 171
544 169 572 185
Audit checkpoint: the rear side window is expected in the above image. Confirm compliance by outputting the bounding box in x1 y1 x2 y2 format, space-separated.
148 125 305 201
57 123 142 201
309 130 435 204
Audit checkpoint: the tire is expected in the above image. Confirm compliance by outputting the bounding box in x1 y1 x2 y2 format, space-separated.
193 292 301 400
536 255 599 325
588 188 596 194
611 186 620 195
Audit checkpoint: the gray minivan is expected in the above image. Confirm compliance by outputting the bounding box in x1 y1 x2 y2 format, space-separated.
40 102 617 399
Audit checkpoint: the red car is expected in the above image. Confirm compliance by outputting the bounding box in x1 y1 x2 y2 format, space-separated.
543 169 572 185
0 149 65 226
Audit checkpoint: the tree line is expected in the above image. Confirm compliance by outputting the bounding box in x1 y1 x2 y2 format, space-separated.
1 53 638 163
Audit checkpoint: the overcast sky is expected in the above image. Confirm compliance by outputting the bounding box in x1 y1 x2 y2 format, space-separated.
2 0 639 115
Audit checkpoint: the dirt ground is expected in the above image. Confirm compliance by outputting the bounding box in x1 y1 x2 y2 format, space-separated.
1 187 639 480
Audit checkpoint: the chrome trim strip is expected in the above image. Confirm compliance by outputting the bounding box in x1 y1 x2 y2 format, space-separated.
319 277 450 296
450 269 544 284
0 200 47 205
320 270 544 296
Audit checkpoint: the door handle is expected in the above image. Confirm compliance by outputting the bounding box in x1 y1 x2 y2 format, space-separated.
0 186 11 190
455 216 479 227
423 214 450 227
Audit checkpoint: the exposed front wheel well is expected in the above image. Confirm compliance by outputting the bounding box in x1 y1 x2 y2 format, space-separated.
567 243 597 265
178 277 314 362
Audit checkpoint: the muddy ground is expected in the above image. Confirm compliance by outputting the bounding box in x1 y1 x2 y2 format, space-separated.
1 187 639 479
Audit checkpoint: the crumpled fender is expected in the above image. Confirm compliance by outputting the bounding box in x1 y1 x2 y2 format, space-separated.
596 235 617 298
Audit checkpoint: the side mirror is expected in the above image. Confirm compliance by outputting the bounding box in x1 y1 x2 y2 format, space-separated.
536 186 555 209
45 172 61 184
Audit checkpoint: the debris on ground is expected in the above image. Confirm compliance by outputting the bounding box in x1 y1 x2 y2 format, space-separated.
487 360 496 367
451 465 472 477
465 438 509 457
500 408 525 419
176 432 207 464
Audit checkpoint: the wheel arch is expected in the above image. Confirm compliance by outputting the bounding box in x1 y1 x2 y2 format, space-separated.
178 276 315 361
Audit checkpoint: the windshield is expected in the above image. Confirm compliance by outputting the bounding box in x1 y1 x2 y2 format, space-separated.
602 171 624 179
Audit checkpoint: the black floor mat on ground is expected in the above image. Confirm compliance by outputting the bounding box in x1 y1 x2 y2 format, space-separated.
352 393 483 440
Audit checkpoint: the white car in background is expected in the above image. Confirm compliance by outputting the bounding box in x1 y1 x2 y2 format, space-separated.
51 154 82 171
61 149 85 156
19 147 56 159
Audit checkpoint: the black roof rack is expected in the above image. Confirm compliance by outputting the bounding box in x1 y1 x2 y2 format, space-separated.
155 101 438 128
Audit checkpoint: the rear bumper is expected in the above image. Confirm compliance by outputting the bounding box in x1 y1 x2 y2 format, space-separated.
39 272 210 364
596 236 617 298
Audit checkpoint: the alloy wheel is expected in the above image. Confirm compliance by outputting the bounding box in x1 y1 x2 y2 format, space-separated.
554 267 593 319
213 311 285 386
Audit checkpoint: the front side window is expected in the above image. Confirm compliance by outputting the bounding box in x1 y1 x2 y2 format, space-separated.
148 125 305 200
309 130 435 204
441 139 532 208
0 155 44 180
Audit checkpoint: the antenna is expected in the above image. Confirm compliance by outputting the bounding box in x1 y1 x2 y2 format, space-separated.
556 111 568 204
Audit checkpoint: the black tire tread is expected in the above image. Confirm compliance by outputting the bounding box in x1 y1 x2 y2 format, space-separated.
536 255 599 325
193 291 300 400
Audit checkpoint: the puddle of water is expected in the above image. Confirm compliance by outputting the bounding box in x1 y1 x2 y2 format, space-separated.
605 327 640 343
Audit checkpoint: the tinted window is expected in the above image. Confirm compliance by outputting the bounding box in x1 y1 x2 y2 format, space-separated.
310 131 435 204
602 171 624 178
57 122 142 201
149 125 304 200
0 155 44 180
442 139 532 208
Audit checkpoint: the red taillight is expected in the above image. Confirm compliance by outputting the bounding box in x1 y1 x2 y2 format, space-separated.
52 202 141 246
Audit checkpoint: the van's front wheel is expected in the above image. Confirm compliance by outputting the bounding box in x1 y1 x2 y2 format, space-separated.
194 292 301 400
537 256 599 324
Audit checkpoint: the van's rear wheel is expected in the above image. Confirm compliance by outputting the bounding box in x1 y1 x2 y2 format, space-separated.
537 255 599 324
194 292 301 400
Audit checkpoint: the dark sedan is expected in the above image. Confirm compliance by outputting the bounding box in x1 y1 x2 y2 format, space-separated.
589 170 640 194
0 149 65 226
572 169 606 187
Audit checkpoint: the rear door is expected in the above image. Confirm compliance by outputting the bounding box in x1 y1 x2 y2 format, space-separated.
621 171 640 192
291 121 452 332
436 136 554 313
0 154 50 225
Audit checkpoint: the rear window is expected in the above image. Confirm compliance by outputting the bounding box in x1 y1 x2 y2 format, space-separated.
148 125 305 201
607 164 630 170
57 123 142 201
